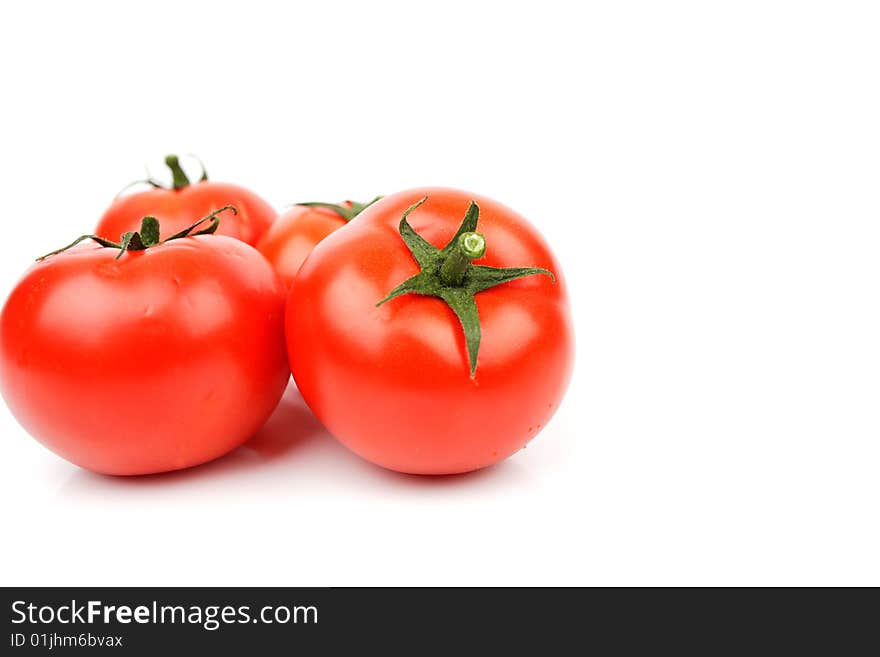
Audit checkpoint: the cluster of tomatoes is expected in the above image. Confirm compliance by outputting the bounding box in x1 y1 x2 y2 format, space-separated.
0 156 574 476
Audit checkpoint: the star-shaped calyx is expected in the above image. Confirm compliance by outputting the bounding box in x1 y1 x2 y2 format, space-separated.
377 197 555 378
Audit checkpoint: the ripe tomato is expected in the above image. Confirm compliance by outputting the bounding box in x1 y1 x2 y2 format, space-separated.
0 209 289 475
286 188 574 475
95 155 275 246
257 197 380 288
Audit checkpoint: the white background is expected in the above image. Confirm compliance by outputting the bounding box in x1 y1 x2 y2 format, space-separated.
1 1 878 586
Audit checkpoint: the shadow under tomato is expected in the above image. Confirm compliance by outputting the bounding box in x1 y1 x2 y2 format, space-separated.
56 382 535 498
364 458 531 489
58 382 330 490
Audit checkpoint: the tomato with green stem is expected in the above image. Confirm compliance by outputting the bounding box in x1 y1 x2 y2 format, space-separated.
257 197 381 288
0 207 289 475
95 154 276 246
286 188 574 475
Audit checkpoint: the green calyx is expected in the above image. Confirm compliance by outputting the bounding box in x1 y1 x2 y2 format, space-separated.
36 205 237 262
297 196 383 222
118 154 209 195
377 198 555 378
162 154 209 190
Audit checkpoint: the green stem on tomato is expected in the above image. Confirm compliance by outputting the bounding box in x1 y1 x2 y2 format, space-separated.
296 195 383 222
376 198 554 378
164 154 191 190
36 206 237 261
439 232 486 286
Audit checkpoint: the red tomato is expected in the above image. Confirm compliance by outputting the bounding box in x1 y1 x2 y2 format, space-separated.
257 198 381 288
0 210 289 475
286 188 574 475
95 155 275 246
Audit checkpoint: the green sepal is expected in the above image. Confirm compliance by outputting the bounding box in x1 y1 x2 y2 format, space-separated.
185 153 209 182
438 201 479 259
37 235 120 261
377 198 556 378
164 205 235 240
438 288 481 378
297 195 383 222
115 154 209 197
465 265 554 294
116 231 143 259
36 206 237 262
377 272 432 306
396 198 434 267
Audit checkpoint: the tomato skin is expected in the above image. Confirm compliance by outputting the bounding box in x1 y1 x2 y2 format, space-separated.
286 188 574 475
96 181 276 246
0 236 289 475
256 204 349 288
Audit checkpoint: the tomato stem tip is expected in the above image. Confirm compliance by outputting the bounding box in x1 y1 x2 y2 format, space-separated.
439 232 486 286
164 154 191 190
